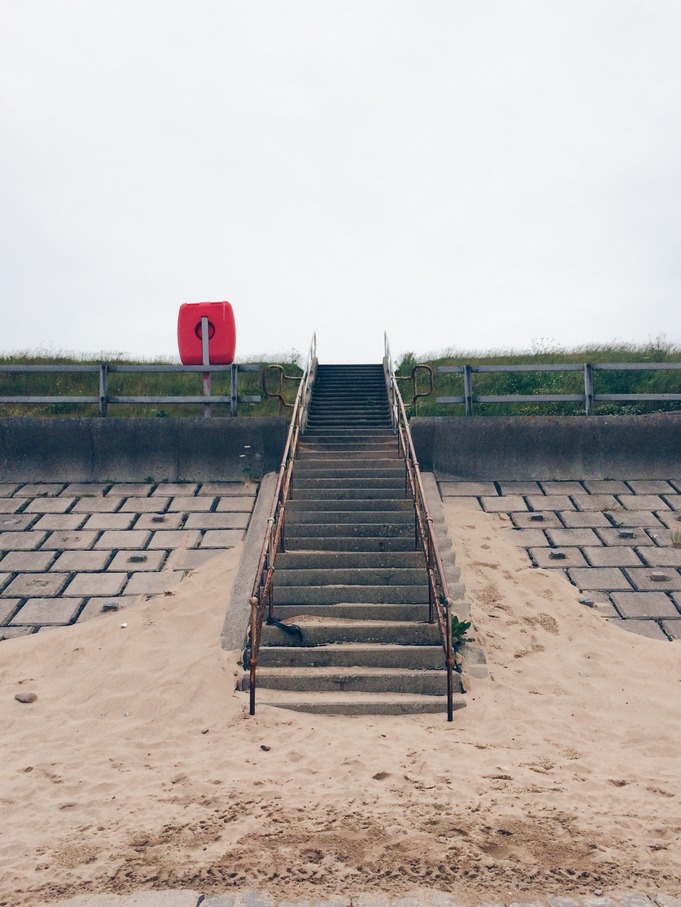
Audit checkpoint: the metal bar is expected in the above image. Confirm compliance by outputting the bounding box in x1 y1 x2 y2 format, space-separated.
593 362 681 371
584 363 594 416
0 396 101 404
463 365 473 416
476 394 585 404
473 364 584 373
201 316 211 419
594 393 681 402
99 364 108 417
231 364 237 417
435 396 466 404
0 364 101 373
107 395 232 404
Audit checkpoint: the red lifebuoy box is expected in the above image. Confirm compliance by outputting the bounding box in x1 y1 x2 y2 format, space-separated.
177 302 236 365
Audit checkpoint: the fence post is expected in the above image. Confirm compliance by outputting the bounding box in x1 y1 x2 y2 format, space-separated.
463 365 473 416
230 364 238 416
98 364 108 417
584 363 594 416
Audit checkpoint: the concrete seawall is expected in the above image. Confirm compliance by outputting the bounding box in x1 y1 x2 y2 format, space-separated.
0 417 288 483
411 413 681 480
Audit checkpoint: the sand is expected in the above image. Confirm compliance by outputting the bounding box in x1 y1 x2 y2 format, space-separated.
1 504 681 906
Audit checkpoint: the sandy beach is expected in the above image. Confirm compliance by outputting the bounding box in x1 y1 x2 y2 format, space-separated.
1 501 680 906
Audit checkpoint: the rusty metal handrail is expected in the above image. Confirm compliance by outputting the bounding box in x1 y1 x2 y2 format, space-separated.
247 333 317 715
396 364 434 414
384 333 456 721
262 364 303 414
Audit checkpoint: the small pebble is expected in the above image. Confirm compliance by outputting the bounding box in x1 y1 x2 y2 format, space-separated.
15 692 38 704
260 744 271 752
202 728 210 735
120 622 128 628
651 571 669 582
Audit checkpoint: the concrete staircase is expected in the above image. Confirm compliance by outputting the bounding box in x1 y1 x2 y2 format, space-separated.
245 363 466 715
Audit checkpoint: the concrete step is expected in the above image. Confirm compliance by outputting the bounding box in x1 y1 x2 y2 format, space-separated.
293 467 405 479
241 666 451 695
285 523 413 539
273 584 430 605
240 689 465 715
286 509 413 525
276 551 425 569
261 618 441 646
273 603 433 621
303 428 395 437
257 643 445 670
293 477 405 490
285 536 417 551
291 487 405 500
274 567 427 586
286 499 411 513
298 449 400 461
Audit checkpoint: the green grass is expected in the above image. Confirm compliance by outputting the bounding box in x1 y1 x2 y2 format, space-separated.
396 339 681 417
0 351 303 418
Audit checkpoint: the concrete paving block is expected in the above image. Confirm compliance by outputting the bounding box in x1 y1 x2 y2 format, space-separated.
11 597 83 625
617 494 670 511
583 898 617 907
3 572 69 597
185 512 250 529
655 896 681 907
14 483 65 496
0 572 10 592
567 566 633 591
200 529 245 548
662 493 681 511
65 572 129 596
611 591 680 618
33 514 88 530
201 481 257 496
661 619 681 639
547 528 602 546
168 495 216 511
51 550 113 572
82 512 137 530
595 527 648 546
51 891 202 906
147 530 202 549
498 480 542 494
624 567 681 591
0 530 48 551
76 597 129 622
73 496 125 513
0 599 20 623
42 530 98 550
636 547 681 567
506 527 549 547
0 484 20 495
108 549 167 571
123 571 183 595
95 530 152 549
614 617 669 639
216 496 259 512
572 493 619 512
62 483 110 495
106 482 154 496
120 496 171 512
0 498 24 513
582 546 645 567
166 548 223 570
654 510 681 529
0 551 55 573
511 511 562 528
135 512 185 530
25 496 76 513
582 479 629 494
0 513 39 530
439 481 498 496
645 527 676 546
560 510 611 528
539 480 585 494
620 894 655 907
1 626 35 639
481 494 528 513
152 482 199 496
672 591 681 609
526 494 575 511
530 547 588 568
627 480 676 494
202 896 237 907
605 510 665 528
547 896 580 907
439 496 482 512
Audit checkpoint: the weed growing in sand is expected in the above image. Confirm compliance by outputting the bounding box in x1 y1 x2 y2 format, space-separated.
451 615 472 649
671 530 681 549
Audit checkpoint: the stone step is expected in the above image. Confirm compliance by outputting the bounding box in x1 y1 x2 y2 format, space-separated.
276 551 425 569
257 643 445 670
241 666 452 695
238 688 465 715
272 603 433 621
260 618 443 646
273 584 430 605
284 535 417 551
286 499 411 513
273 567 427 586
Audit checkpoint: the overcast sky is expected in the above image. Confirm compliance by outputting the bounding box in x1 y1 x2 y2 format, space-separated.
2 1 680 364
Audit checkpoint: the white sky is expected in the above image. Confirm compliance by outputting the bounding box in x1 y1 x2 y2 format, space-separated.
1 1 680 364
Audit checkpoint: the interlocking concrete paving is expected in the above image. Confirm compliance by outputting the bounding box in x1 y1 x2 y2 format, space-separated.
439 478 681 639
0 481 256 638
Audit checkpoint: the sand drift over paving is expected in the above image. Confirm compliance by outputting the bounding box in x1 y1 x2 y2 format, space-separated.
1 506 681 906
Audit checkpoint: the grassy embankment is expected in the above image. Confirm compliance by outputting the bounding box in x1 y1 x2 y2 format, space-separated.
1 341 680 418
